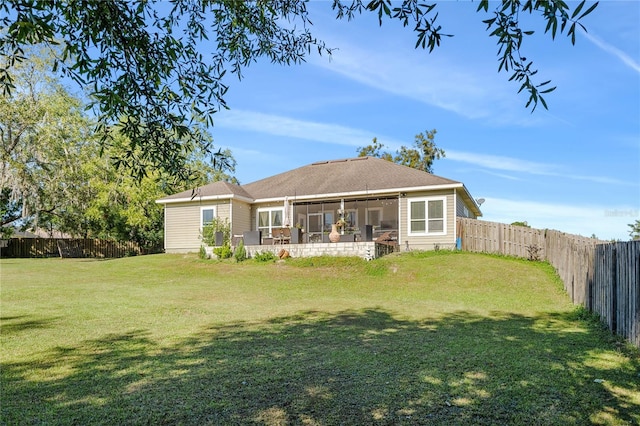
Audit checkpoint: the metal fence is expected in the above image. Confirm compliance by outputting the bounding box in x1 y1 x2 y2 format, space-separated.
1 238 143 258
457 218 639 348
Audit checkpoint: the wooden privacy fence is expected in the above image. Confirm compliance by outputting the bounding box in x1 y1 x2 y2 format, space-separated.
1 238 142 258
593 242 640 348
456 217 547 259
544 229 604 306
457 218 639 348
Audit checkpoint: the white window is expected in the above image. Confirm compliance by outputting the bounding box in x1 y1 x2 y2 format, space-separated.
408 197 446 235
201 206 216 229
257 207 284 237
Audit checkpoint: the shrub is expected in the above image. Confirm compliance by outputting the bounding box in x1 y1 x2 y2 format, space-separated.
213 244 232 259
526 244 542 261
202 217 231 247
253 251 277 262
234 240 246 262
198 245 207 259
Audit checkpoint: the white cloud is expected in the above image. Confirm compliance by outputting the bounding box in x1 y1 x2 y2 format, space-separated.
216 109 633 186
481 197 638 240
446 150 556 175
581 30 640 74
310 40 543 126
446 149 633 186
215 109 398 147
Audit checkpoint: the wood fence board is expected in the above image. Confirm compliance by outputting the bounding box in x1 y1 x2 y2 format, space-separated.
2 238 142 259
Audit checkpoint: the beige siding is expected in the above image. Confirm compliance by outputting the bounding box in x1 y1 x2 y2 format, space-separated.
455 189 477 219
164 200 232 253
399 189 456 251
230 199 252 237
456 190 469 218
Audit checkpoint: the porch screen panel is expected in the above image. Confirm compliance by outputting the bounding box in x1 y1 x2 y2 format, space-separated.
323 213 334 230
345 210 357 228
367 209 381 227
308 214 321 232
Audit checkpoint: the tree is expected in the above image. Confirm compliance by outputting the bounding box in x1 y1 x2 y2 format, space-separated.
357 129 444 173
1 0 598 179
356 137 393 162
394 130 445 173
1 50 237 246
0 47 96 232
629 220 640 240
76 136 236 249
0 187 19 238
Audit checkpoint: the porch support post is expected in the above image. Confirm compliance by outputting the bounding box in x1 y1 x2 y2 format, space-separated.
340 198 345 235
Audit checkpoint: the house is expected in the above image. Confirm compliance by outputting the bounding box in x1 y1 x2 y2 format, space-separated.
156 156 482 257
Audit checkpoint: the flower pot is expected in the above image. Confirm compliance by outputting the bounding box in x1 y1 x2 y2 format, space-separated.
329 224 341 243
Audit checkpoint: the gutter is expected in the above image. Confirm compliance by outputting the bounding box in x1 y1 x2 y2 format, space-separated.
156 194 254 205
253 183 467 204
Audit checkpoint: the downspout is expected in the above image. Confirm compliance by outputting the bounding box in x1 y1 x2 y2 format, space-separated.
453 188 458 249
163 203 167 252
340 198 345 235
397 192 402 250
229 198 233 238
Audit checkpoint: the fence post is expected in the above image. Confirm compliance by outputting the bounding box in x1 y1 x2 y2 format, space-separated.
611 244 617 335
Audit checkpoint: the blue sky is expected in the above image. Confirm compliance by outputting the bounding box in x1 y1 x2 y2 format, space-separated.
208 1 639 240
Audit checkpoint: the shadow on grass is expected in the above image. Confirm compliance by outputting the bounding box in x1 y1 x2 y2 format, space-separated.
2 309 638 425
0 315 61 334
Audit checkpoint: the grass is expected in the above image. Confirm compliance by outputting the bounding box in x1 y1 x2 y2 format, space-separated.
1 251 638 425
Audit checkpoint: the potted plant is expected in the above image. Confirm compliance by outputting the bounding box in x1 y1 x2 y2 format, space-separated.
202 217 230 247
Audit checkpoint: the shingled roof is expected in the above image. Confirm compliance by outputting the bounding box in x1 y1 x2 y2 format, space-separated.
158 180 253 203
243 156 460 200
158 156 470 204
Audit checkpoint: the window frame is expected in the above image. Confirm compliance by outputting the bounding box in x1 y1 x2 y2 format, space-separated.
256 207 285 237
200 206 217 230
407 196 447 236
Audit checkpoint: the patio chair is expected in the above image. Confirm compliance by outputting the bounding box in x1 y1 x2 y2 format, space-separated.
280 227 291 244
272 228 283 245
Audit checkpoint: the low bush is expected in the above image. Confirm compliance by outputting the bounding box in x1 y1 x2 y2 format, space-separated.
213 244 232 259
234 240 246 262
253 251 277 262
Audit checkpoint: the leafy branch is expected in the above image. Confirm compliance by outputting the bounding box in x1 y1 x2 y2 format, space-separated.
335 0 597 112
478 0 598 111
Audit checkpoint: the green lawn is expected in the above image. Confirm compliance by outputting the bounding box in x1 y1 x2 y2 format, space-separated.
1 252 638 425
